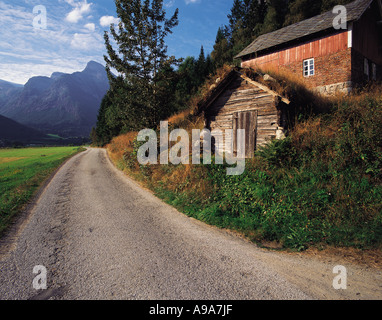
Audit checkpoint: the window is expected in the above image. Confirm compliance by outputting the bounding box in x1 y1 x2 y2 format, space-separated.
372 63 377 81
364 58 369 80
303 58 314 77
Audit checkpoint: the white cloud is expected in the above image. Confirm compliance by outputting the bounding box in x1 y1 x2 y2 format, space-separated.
165 0 175 7
84 22 95 32
0 1 106 84
65 0 92 23
185 0 200 4
100 15 120 27
70 32 103 51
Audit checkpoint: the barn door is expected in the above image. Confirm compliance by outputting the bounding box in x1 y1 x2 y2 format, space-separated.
233 111 257 158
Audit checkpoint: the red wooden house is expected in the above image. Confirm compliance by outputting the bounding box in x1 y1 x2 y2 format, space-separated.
235 0 382 95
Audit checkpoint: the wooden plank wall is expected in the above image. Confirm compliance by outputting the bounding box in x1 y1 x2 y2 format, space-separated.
207 75 278 154
352 2 382 65
242 31 348 71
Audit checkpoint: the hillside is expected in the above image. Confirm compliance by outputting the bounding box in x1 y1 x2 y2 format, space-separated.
0 61 109 138
0 114 49 146
106 72 382 252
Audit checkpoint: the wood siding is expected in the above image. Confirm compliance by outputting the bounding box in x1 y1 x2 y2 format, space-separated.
242 31 349 72
206 75 279 154
233 111 257 158
352 0 382 66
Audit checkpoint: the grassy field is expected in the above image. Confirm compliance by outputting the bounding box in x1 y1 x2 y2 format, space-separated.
0 146 85 236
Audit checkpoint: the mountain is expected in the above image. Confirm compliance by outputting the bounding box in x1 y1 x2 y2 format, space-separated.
0 114 48 146
0 80 23 108
0 61 109 138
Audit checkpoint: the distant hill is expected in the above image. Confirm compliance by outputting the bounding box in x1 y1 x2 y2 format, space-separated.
0 114 48 145
0 61 109 138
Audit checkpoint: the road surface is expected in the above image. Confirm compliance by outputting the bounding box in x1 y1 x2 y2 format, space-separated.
0 148 381 300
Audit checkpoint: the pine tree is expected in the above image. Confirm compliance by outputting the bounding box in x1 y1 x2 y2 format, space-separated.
211 26 232 69
195 46 207 86
103 0 180 131
261 0 289 34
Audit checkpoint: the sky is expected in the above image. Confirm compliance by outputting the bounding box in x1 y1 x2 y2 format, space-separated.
0 0 233 85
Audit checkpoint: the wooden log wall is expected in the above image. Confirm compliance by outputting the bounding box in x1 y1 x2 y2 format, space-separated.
206 75 279 154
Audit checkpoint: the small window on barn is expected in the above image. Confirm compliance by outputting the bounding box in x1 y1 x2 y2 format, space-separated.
303 58 314 77
364 58 369 80
372 63 377 81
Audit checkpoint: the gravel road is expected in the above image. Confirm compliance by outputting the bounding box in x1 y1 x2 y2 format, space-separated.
0 148 381 300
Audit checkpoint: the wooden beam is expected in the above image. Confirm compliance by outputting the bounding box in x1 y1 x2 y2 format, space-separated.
237 72 291 105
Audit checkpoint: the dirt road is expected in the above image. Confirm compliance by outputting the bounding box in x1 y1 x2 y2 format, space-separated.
0 148 381 300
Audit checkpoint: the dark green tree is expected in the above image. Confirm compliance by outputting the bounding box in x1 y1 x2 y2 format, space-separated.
211 26 232 69
103 0 180 131
284 0 354 26
261 0 289 34
195 45 206 80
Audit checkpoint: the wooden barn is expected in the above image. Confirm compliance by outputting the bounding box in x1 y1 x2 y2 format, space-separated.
196 68 290 158
235 0 382 95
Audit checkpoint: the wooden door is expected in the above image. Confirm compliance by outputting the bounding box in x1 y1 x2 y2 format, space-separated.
233 110 257 158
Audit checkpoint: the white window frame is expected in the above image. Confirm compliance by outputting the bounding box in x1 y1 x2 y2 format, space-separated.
303 58 315 77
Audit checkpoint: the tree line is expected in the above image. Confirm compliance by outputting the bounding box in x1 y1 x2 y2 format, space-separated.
92 0 354 146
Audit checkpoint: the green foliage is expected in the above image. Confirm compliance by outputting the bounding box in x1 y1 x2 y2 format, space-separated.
255 137 296 168
174 48 215 110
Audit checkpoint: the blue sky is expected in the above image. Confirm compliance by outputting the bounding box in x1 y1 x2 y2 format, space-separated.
0 0 232 84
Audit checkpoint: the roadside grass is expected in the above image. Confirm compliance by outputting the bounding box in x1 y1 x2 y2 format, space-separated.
0 146 85 236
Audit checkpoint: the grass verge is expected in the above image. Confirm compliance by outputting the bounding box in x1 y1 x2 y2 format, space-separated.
0 146 85 236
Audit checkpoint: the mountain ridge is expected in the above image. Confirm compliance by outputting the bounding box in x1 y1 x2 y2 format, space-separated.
0 61 109 138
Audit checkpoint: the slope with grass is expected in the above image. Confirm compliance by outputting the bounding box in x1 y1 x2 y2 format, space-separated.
106 72 382 252
0 146 85 235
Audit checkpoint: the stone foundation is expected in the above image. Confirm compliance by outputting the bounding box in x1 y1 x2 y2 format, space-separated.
314 81 353 95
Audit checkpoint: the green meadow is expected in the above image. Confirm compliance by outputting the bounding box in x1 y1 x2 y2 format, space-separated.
0 146 84 235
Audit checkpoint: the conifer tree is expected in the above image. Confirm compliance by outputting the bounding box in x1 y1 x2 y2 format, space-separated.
103 0 180 131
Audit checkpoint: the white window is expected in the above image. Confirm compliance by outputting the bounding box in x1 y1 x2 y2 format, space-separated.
364 58 369 80
303 58 314 77
372 63 377 81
